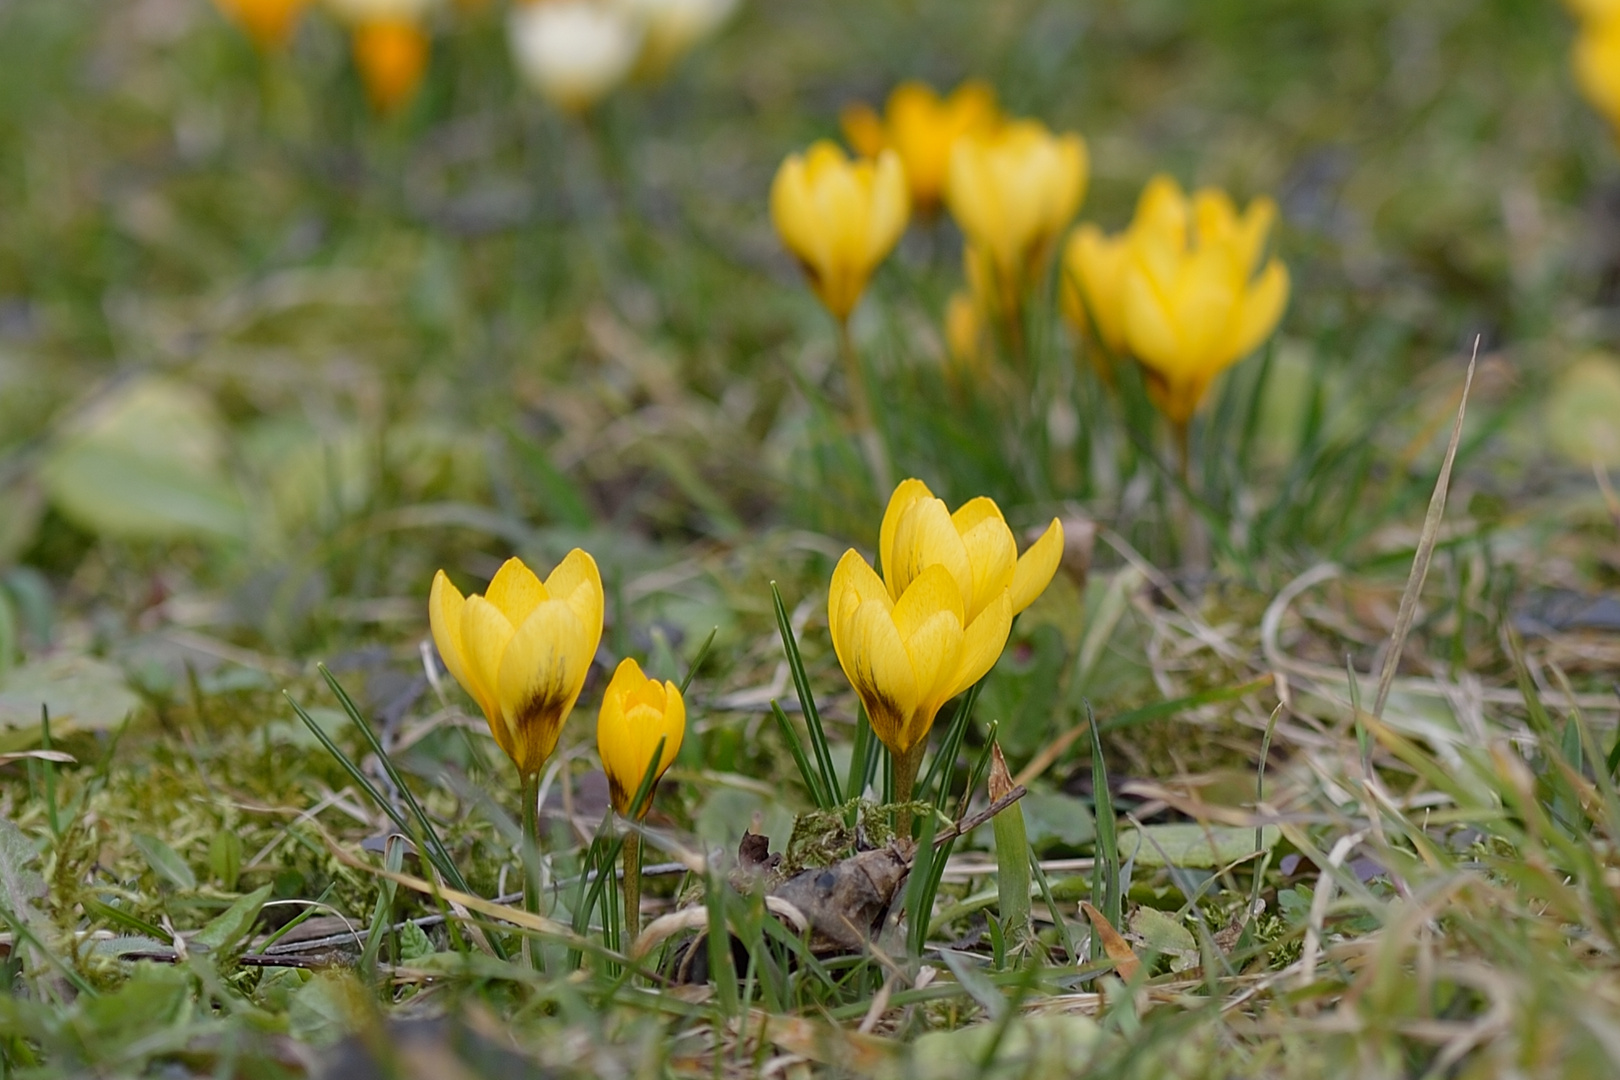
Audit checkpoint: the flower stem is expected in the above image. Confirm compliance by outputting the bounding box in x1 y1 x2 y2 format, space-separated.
891 741 927 839
838 318 892 496
521 768 543 971
622 829 642 945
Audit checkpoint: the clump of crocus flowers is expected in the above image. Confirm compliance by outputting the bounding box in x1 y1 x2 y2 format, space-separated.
1062 174 1290 451
828 479 1062 829
429 551 687 952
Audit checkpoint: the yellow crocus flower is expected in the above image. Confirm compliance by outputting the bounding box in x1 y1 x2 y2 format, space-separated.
1060 175 1190 360
840 80 1001 216
1118 178 1290 426
828 553 1011 765
770 141 910 321
212 0 312 50
595 658 685 818
945 120 1088 320
879 477 1064 624
1574 15 1620 139
429 551 604 777
351 19 433 114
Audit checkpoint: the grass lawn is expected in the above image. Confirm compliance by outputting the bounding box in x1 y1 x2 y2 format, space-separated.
3 0 1620 1076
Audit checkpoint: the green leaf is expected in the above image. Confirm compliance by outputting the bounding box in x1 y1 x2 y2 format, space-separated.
398 920 434 962
39 377 245 541
0 817 45 920
287 970 372 1048
0 654 140 737
193 884 273 954
133 832 197 890
1129 906 1198 971
1116 824 1280 869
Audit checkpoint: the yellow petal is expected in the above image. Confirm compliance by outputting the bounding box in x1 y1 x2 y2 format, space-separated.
890 563 965 638
949 589 1012 699
486 556 549 627
889 491 974 608
949 497 1017 622
897 608 963 749
460 595 517 759
1224 258 1290 365
840 101 887 158
1009 518 1064 616
429 570 490 722
828 548 891 668
352 19 430 116
879 478 934 588
842 596 922 753
495 599 593 775
545 547 605 641
1121 260 1182 375
866 150 911 269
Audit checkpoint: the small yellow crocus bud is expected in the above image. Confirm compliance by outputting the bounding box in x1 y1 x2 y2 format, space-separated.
841 80 1001 216
507 0 643 114
212 0 312 50
429 551 604 777
879 478 1063 624
1574 16 1620 140
828 553 1011 763
351 19 432 115
595 658 685 818
1120 179 1290 426
770 141 910 322
945 120 1087 319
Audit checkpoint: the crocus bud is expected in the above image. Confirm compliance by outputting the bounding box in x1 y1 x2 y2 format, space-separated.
596 658 685 818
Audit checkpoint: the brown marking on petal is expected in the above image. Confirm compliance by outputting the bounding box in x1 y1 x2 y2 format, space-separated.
849 659 909 751
511 675 575 773
607 774 631 818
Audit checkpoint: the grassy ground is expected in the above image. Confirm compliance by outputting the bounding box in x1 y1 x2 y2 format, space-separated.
3 0 1620 1076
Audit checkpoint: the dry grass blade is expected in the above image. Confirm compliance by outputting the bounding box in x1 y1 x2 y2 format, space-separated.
1080 902 1141 981
1373 341 1478 720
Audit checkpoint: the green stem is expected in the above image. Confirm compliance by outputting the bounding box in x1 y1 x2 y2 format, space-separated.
839 318 892 496
622 829 642 945
521 769 543 971
892 741 927 839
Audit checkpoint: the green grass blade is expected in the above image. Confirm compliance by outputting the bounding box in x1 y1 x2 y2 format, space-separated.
771 582 841 804
771 700 832 809
359 835 405 975
1086 702 1120 944
679 627 719 695
317 664 469 894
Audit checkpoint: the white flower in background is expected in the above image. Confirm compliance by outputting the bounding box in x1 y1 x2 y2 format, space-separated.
507 1 643 114
620 0 739 78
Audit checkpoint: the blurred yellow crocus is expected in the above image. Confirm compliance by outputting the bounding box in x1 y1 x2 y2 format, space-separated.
429 551 604 777
1061 175 1188 361
212 0 312 50
596 658 685 818
1121 180 1290 426
770 141 910 321
945 120 1087 320
880 477 1063 623
943 290 988 386
841 80 1001 216
508 0 643 113
1573 15 1620 138
327 0 436 114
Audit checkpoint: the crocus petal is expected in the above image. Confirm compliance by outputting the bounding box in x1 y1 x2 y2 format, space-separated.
950 498 1017 622
1224 258 1290 364
881 477 936 582
890 495 974 608
842 598 921 752
485 556 549 628
1009 519 1064 616
430 571 491 722
496 600 592 775
949 589 1013 699
460 595 517 756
